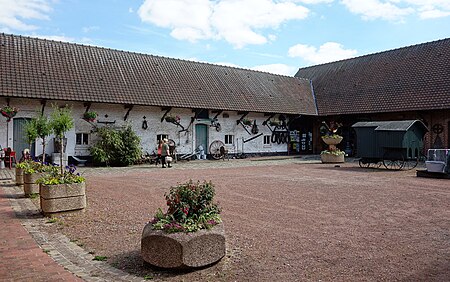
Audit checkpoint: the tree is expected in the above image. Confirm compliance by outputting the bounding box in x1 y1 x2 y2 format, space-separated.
23 119 38 152
50 105 74 174
35 114 52 163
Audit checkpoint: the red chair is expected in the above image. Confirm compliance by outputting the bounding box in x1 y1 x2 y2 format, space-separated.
4 148 17 169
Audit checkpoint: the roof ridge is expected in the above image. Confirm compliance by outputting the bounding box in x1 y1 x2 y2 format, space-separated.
297 37 450 70
1 32 294 78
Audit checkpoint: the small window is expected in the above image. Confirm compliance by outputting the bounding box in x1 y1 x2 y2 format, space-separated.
264 135 271 145
225 135 234 145
76 133 89 145
157 134 169 141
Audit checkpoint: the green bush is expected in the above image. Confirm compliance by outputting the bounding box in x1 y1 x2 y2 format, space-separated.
151 180 222 233
90 125 141 166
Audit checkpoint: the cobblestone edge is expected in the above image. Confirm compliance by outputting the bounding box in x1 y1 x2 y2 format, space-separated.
2 179 145 282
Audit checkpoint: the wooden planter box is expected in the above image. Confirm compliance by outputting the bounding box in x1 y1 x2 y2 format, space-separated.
141 222 226 269
40 182 86 216
23 172 44 196
15 167 24 186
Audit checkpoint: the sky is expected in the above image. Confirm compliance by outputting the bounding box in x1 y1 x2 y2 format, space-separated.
0 0 449 76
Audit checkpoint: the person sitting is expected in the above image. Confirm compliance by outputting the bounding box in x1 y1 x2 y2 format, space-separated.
20 149 31 162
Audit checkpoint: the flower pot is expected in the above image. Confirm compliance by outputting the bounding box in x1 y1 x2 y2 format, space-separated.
15 167 24 186
322 136 343 145
23 172 44 196
40 182 86 215
141 222 226 269
321 153 345 163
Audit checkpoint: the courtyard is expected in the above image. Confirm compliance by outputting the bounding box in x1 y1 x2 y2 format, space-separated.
3 157 450 281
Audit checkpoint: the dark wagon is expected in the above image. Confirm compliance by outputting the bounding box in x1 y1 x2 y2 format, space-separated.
352 120 428 170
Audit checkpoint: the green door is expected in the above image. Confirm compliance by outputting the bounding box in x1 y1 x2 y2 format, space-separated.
13 118 35 159
195 124 208 153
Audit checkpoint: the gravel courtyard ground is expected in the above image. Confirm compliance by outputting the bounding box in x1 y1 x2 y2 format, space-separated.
40 158 450 281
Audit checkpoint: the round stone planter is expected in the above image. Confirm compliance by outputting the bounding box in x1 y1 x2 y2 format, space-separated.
141 222 226 269
40 182 86 216
322 136 343 145
23 172 44 196
15 167 24 186
321 153 345 163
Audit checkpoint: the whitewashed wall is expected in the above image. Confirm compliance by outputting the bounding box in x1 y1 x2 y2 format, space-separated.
0 97 287 157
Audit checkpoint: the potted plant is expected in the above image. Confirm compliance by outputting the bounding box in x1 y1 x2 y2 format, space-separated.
1 105 19 122
320 121 345 163
269 119 281 126
23 161 49 197
83 111 97 122
50 105 74 170
34 113 52 164
37 164 86 216
241 118 252 126
141 180 225 269
165 114 180 123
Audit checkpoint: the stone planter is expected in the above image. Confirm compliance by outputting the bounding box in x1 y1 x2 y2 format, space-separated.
322 136 343 145
141 222 226 269
23 172 44 196
321 153 345 163
15 167 24 186
40 182 86 216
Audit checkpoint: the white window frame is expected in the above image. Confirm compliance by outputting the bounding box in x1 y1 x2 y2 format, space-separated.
75 133 89 146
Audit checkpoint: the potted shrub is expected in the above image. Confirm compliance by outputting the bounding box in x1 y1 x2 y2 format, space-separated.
1 105 19 122
34 113 52 164
50 105 74 169
83 111 97 122
141 180 225 269
320 121 345 163
37 164 86 216
23 161 48 197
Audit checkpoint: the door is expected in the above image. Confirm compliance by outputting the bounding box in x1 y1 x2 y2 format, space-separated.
195 124 208 154
13 118 35 159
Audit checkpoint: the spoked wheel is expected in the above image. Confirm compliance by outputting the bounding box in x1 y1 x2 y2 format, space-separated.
383 151 404 170
209 140 225 160
358 159 370 168
370 161 382 169
402 158 418 170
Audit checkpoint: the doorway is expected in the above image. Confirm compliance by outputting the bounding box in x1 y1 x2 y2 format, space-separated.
195 124 209 154
13 118 35 159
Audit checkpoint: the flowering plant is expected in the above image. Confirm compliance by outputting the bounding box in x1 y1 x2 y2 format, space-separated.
83 111 97 122
165 114 180 123
150 180 222 233
22 160 53 174
1 106 19 121
320 150 346 156
241 118 252 126
36 164 85 185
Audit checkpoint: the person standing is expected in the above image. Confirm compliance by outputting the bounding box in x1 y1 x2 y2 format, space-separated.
161 138 172 168
156 139 163 166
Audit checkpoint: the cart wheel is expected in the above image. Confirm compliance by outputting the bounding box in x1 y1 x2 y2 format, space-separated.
358 159 370 168
383 151 404 170
370 161 382 169
402 158 418 170
209 140 225 160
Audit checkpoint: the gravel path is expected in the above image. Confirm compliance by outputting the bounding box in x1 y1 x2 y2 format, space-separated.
39 158 450 281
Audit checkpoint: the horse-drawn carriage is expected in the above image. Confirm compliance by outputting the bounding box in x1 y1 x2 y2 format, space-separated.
352 120 428 170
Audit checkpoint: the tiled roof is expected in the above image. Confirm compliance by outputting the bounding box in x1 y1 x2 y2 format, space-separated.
295 38 450 115
0 33 317 115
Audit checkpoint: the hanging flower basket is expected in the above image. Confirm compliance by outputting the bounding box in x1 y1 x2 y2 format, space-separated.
165 114 180 123
1 106 19 122
83 111 97 122
241 118 252 126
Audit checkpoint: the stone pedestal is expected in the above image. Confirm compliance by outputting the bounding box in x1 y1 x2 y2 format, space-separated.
40 182 86 216
141 222 226 269
321 136 345 164
320 153 345 163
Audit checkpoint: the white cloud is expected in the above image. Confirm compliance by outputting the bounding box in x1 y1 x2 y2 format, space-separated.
251 63 297 76
138 0 309 48
28 34 75 43
341 0 450 21
0 0 52 31
288 42 357 65
82 26 99 33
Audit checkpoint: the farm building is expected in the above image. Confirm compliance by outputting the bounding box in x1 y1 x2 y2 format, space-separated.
0 33 449 162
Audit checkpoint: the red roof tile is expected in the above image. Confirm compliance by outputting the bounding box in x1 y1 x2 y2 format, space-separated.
0 33 316 115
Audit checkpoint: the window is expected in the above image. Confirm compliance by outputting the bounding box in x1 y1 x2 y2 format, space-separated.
157 134 169 141
264 135 271 145
76 133 89 145
225 135 234 145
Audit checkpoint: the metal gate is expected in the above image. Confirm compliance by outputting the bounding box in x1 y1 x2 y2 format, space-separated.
13 118 35 159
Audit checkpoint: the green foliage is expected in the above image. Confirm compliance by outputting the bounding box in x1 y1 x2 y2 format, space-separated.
93 256 107 261
46 218 58 223
83 111 97 120
23 119 38 147
151 180 222 233
35 114 52 140
36 164 85 185
144 275 154 280
320 149 346 156
22 160 52 174
50 105 74 139
90 125 142 166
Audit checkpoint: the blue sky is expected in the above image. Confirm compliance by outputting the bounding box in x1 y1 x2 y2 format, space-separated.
1 0 449 76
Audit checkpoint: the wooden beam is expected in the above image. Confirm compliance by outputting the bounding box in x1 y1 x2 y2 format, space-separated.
123 104 133 121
